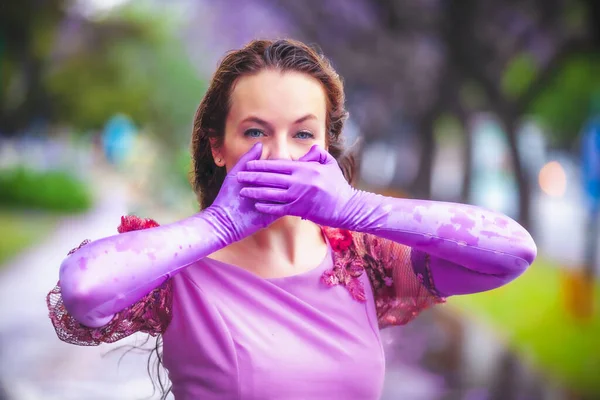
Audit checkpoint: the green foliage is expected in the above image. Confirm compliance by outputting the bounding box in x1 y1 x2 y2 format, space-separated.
129 37 205 150
501 53 538 99
434 113 465 145
45 42 153 131
0 0 68 134
45 5 206 150
175 148 194 189
530 55 600 147
0 209 59 266
501 50 600 148
0 167 92 212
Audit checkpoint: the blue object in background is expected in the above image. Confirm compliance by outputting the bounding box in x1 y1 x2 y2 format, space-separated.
582 115 600 213
581 95 600 279
102 114 137 166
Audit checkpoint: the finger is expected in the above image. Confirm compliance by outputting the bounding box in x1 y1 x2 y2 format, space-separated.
230 143 263 174
240 187 292 203
299 145 335 164
237 171 292 189
255 203 289 217
245 159 296 174
298 145 322 162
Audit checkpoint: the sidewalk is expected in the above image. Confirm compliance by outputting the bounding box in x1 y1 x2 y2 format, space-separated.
0 167 167 400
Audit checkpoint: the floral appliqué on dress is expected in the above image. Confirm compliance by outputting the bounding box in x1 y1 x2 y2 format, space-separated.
320 226 446 328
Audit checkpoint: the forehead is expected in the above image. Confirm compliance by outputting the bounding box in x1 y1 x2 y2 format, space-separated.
228 69 327 122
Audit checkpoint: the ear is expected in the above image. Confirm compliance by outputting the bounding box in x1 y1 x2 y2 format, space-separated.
209 137 225 167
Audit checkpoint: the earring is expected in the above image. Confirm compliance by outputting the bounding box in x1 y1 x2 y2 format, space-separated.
216 158 222 165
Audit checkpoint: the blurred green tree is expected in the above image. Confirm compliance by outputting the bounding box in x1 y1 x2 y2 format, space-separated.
1 2 205 152
0 0 67 135
528 54 600 147
44 17 154 132
46 5 205 150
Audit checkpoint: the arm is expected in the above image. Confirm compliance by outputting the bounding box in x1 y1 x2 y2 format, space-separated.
47 216 174 345
340 192 536 295
238 145 537 296
59 209 235 328
60 143 273 328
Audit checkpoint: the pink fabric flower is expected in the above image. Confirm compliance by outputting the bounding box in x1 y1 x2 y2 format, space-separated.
117 215 159 233
322 227 353 252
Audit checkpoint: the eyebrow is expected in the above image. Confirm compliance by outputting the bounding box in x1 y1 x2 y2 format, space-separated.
240 114 318 128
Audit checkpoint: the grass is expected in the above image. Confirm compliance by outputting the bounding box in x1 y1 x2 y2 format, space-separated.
0 167 93 212
447 258 600 396
0 209 61 267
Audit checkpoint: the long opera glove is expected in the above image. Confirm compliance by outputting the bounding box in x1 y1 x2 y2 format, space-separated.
60 143 275 328
238 145 537 295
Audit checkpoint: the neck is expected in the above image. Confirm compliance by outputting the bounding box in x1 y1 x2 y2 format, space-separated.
241 216 324 264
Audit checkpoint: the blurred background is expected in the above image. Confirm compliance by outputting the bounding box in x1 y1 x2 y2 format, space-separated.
0 0 599 399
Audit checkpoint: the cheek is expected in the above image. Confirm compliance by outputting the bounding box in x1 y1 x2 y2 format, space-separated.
291 138 327 160
317 136 327 149
223 138 256 170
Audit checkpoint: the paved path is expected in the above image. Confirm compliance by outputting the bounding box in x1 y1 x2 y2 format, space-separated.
0 170 166 400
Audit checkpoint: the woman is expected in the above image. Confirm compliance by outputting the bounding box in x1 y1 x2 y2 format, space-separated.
47 39 537 400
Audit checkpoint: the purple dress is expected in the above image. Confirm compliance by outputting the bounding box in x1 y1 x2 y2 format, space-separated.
163 245 385 399
47 218 447 399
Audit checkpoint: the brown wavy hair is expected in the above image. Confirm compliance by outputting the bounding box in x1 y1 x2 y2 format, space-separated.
190 38 356 210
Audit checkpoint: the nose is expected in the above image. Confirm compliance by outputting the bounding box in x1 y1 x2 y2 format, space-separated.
262 135 292 160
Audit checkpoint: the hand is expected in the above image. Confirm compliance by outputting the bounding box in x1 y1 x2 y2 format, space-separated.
236 145 356 228
208 143 278 242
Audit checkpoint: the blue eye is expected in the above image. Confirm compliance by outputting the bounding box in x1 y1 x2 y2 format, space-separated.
295 131 314 139
244 129 264 138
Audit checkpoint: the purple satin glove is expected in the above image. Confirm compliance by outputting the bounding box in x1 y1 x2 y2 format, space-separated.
210 143 279 243
238 145 537 295
237 145 356 226
60 143 274 328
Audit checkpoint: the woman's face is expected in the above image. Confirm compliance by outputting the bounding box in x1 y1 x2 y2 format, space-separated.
212 69 328 171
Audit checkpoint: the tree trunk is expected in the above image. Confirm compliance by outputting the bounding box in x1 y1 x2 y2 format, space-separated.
0 43 49 137
460 124 473 204
410 113 436 199
504 114 531 229
489 350 521 400
585 0 600 48
453 105 472 204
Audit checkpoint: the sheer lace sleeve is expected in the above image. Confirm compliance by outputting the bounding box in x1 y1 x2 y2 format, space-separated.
357 233 446 329
320 227 445 329
46 216 173 346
